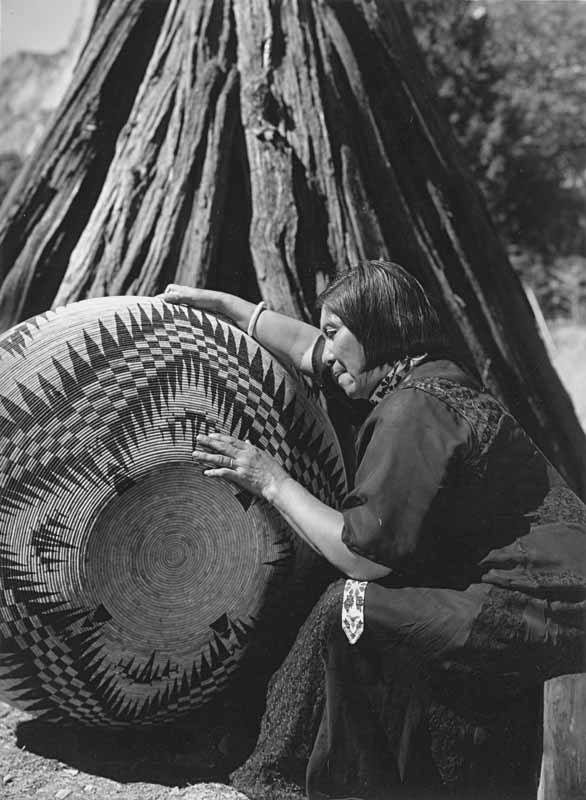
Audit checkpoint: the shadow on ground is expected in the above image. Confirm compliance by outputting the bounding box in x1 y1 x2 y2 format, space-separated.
15 703 259 788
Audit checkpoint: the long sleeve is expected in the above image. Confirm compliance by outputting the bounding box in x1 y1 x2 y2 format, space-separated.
341 387 473 572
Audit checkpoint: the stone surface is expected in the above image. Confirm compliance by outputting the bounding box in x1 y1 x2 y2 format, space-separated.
180 785 249 799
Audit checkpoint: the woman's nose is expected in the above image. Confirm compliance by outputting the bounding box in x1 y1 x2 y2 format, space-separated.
322 339 335 365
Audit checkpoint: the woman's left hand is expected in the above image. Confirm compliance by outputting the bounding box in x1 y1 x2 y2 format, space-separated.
193 433 290 501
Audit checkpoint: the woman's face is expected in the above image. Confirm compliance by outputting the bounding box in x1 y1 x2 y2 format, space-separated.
319 306 389 399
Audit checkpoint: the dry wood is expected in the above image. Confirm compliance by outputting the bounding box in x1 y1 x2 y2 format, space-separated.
0 0 169 325
1 0 585 491
538 675 586 800
55 0 238 302
0 1 585 793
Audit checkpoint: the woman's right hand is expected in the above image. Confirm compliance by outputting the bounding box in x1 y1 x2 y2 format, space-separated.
159 285 257 333
160 284 319 375
161 284 219 310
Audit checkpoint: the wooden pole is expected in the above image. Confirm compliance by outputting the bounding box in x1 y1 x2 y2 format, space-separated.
2 0 585 496
538 675 586 800
0 1 585 788
0 0 170 325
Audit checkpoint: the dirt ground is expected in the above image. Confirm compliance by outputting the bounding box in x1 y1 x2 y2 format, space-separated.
3 325 581 800
0 699 540 800
0 700 252 800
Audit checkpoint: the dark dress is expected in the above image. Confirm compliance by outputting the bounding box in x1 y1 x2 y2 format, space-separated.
232 358 586 800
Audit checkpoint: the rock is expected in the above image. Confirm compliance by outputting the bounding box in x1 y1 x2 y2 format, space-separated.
55 790 72 799
3 774 14 785
179 784 249 800
0 0 97 159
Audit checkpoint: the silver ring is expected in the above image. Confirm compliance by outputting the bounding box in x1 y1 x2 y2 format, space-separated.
229 458 234 469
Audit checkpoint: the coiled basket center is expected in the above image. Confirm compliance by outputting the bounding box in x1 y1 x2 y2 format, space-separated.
0 297 346 726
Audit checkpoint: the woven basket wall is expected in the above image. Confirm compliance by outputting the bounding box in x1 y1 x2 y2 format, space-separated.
0 297 347 726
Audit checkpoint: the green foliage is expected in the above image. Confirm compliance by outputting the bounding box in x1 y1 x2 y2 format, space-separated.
486 1 586 258
409 0 502 183
409 0 586 316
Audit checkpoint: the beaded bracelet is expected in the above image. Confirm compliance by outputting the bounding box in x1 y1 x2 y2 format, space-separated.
247 300 267 339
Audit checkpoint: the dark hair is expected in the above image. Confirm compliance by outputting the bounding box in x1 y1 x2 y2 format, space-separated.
317 260 446 369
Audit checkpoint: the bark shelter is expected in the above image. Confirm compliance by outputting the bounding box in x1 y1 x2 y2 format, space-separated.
0 0 585 496
0 1 584 795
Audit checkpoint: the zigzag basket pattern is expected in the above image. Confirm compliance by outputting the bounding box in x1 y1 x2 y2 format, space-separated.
0 296 347 726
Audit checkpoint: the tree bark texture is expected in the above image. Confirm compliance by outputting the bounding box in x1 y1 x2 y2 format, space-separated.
538 675 586 800
1 1 585 791
0 0 585 499
0 0 168 324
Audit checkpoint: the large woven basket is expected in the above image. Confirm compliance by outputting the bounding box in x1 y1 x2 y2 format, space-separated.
0 297 346 726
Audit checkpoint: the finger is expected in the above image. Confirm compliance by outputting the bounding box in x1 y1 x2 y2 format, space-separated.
162 284 197 305
205 433 251 450
164 283 185 295
202 468 234 479
195 435 231 456
204 432 240 444
193 449 236 469
192 450 217 464
160 284 180 302
196 433 243 455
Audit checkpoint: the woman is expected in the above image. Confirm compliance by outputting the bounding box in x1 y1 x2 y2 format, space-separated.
163 261 586 799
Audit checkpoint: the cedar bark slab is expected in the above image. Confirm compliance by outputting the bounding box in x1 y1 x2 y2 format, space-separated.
539 675 586 800
0 0 585 792
1 0 584 499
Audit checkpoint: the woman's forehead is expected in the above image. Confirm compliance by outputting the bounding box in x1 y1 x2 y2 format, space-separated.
319 306 344 328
